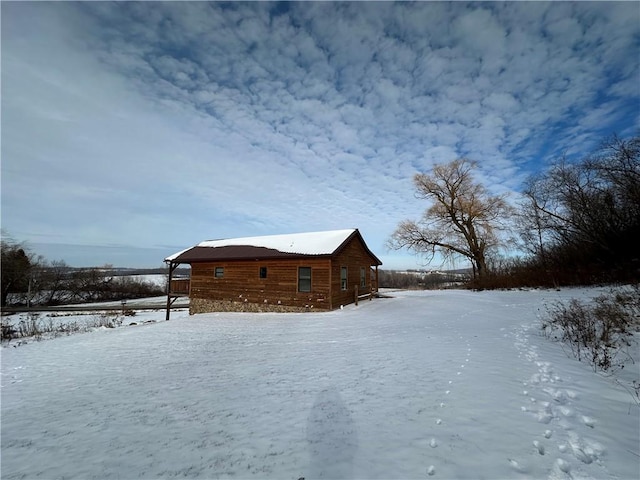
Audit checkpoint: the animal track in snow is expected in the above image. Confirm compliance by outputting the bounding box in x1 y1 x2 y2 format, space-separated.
543 387 569 405
507 458 529 473
555 458 571 474
427 465 436 476
571 447 593 464
568 431 604 464
535 402 553 424
429 438 438 448
435 418 442 425
514 321 610 478
582 415 595 428
533 440 545 455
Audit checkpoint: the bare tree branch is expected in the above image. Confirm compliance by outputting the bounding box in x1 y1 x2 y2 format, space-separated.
389 159 514 278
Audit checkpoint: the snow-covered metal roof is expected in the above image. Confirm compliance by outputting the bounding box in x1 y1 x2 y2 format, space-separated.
165 229 382 264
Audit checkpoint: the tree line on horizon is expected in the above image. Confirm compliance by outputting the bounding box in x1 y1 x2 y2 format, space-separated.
0 251 167 308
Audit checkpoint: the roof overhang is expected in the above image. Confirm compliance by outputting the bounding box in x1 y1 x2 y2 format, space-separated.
167 245 331 264
165 228 382 266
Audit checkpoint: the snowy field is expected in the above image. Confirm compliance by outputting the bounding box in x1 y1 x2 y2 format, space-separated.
1 289 638 480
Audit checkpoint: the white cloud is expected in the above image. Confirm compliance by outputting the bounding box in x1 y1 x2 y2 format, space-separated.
1 1 638 268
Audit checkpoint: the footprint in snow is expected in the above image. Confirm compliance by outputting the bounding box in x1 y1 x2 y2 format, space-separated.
436 418 442 425
571 446 593 464
559 406 574 418
546 388 569 405
533 440 545 455
581 416 595 428
556 458 571 474
427 465 436 476
537 411 554 424
544 430 553 439
429 438 438 448
508 458 529 473
568 431 603 464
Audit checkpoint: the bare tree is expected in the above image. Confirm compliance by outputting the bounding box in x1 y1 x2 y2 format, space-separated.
1 233 34 307
37 260 73 305
520 135 640 279
388 159 513 279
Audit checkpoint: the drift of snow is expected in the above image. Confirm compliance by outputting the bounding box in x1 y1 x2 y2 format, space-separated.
1 289 638 479
165 229 357 261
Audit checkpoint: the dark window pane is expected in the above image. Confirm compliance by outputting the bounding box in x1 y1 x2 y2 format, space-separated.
298 267 311 292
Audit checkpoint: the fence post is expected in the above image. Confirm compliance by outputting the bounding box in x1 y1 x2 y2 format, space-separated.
355 285 358 306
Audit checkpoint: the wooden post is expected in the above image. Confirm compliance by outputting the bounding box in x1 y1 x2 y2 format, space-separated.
165 261 177 321
355 285 358 306
375 265 379 293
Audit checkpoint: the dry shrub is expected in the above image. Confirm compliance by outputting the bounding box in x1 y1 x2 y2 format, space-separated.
542 285 639 372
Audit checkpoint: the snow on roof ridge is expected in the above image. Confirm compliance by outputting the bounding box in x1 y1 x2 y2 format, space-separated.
196 228 356 255
165 229 357 261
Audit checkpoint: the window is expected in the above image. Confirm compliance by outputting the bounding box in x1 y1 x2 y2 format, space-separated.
341 266 348 290
360 267 366 288
259 267 267 279
215 267 224 278
298 267 311 292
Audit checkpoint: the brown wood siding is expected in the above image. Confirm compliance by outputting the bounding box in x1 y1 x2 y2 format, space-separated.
169 278 190 295
331 236 379 307
190 258 332 309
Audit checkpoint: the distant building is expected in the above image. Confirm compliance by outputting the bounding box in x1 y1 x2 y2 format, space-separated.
165 229 382 315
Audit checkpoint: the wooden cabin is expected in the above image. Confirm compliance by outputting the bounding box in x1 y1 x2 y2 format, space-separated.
165 229 382 315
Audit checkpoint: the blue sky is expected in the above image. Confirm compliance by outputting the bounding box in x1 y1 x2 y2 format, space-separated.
2 1 638 269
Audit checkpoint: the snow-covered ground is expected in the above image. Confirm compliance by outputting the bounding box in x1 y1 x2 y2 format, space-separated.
1 289 638 479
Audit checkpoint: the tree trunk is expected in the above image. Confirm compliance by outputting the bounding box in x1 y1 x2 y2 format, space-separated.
474 252 488 279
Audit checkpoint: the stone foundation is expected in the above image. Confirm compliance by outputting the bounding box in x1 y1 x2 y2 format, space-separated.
190 298 327 314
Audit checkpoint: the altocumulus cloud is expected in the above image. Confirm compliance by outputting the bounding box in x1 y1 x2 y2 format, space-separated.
1 1 638 268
